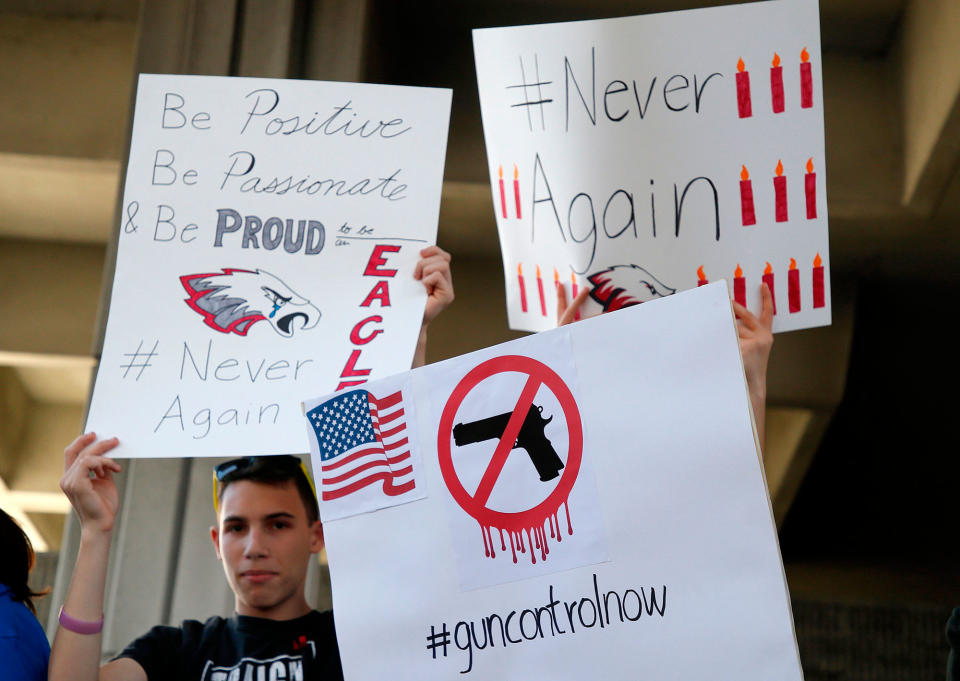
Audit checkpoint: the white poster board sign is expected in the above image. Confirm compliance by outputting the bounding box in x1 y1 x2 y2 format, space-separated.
86 74 451 458
305 283 802 680
474 0 830 333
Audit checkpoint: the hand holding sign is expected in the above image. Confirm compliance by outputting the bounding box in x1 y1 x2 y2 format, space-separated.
414 245 455 326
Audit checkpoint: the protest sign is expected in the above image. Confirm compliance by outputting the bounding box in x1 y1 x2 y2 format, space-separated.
474 0 830 333
306 283 802 680
86 74 451 458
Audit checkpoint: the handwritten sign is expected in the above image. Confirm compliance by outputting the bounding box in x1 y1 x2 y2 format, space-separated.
313 284 802 680
474 0 830 333
86 74 451 458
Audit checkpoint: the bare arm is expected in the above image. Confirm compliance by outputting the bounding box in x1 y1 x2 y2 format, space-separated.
49 433 146 681
731 283 774 457
412 246 454 368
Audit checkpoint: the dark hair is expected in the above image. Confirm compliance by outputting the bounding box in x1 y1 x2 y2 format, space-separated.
0 508 50 615
216 457 319 524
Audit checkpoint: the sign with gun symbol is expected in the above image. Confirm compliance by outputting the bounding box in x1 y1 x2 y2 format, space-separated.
437 354 583 566
453 404 564 482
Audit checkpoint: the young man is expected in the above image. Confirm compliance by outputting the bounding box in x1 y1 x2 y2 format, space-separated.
48 247 453 681
52 445 339 681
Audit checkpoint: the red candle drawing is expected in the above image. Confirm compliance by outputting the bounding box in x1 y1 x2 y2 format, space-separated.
513 164 522 219
733 264 746 306
740 165 756 226
536 265 547 316
762 261 776 314
800 47 813 108
788 258 801 313
736 58 752 118
571 271 581 320
498 165 507 219
697 265 708 287
812 253 825 308
774 159 788 222
805 157 817 219
517 263 528 313
771 52 784 113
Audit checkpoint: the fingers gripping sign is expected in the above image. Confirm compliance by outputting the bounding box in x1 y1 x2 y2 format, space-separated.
556 282 590 327
60 433 122 533
414 245 454 326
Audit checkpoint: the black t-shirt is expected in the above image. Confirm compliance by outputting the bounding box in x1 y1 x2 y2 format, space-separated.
116 610 343 681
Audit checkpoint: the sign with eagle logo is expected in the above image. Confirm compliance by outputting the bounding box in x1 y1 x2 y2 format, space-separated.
85 74 451 458
474 0 831 334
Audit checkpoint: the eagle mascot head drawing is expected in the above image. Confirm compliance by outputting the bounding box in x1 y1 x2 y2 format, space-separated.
587 264 676 312
180 268 320 338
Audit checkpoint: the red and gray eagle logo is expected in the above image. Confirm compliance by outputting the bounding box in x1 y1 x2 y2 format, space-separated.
180 268 320 338
587 264 676 312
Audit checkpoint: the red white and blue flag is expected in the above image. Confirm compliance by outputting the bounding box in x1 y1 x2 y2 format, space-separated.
306 389 415 501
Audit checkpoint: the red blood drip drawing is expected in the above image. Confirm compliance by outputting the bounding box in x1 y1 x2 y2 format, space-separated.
438 355 583 566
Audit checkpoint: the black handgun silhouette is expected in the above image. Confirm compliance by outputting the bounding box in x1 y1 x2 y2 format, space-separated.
453 404 564 481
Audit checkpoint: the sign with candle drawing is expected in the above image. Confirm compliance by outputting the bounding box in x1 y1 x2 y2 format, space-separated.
84 74 451 458
474 0 830 333
311 284 803 680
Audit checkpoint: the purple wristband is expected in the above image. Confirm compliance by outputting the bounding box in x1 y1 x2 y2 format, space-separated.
58 607 104 634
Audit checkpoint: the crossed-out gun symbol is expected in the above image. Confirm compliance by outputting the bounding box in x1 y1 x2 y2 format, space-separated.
453 404 564 482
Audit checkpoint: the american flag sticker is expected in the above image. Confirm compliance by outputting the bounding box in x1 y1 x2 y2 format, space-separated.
305 385 425 520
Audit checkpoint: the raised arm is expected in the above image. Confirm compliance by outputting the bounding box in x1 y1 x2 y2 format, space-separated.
731 283 774 456
411 245 455 368
49 433 146 681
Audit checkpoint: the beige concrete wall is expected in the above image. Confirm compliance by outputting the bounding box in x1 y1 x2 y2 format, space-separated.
898 0 960 210
0 14 136 160
0 239 105 356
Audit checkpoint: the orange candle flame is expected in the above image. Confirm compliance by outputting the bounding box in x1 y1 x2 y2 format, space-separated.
772 52 781 68
553 267 559 284
789 257 797 271
801 47 810 63
737 57 745 73
697 265 706 280
775 159 784 177
513 164 518 180
536 264 541 278
806 157 814 173
518 263 523 276
734 264 743 278
741 165 750 181
813 253 822 268
764 261 773 275
498 165 503 180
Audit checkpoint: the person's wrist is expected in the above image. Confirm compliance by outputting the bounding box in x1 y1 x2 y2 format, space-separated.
746 368 766 395
79 522 114 545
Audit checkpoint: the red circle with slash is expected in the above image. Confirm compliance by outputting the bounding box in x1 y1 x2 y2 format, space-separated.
437 355 583 529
